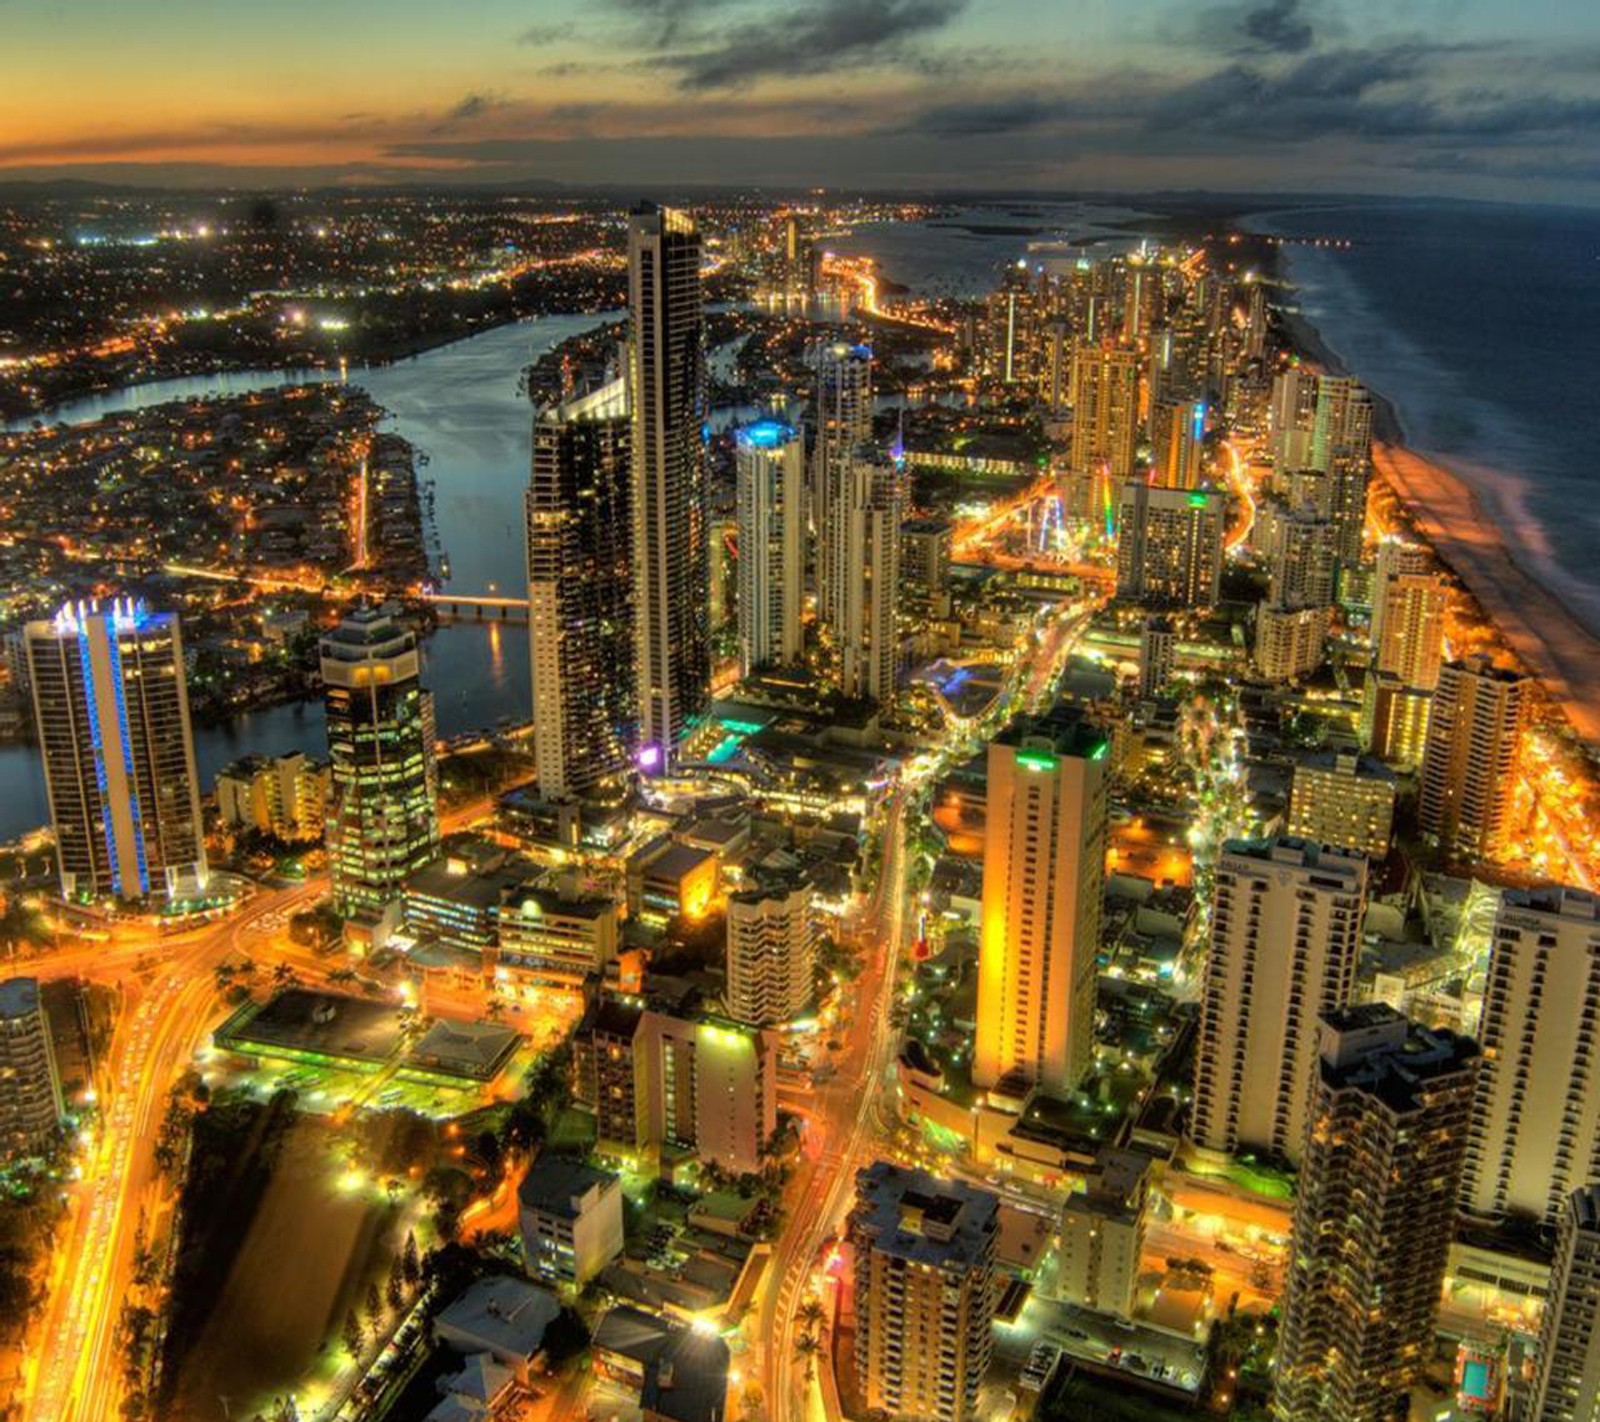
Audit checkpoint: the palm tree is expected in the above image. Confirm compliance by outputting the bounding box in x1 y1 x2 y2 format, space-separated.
793 1331 823 1383
796 1299 826 1334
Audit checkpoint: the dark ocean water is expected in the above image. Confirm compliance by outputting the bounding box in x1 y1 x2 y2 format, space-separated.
1249 199 1600 633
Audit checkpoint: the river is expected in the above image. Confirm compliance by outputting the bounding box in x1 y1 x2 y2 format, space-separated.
0 311 622 841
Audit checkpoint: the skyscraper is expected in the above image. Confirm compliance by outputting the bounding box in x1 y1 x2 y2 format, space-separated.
1148 394 1207 490
1069 341 1141 486
811 342 873 628
526 375 635 799
322 605 440 924
0 977 64 1157
734 419 804 674
1525 1184 1600 1422
725 871 815 1027
1269 367 1320 473
835 447 901 705
1254 602 1331 682
25 598 206 902
1192 837 1367 1165
1268 504 1339 611
975 703 1109 1097
850 1162 998 1422
1370 538 1445 691
1418 654 1527 860
1461 885 1600 1227
628 202 709 767
1273 1006 1478 1422
1312 376 1373 565
1115 483 1226 609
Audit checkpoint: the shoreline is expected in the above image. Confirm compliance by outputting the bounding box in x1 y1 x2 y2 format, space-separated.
1261 235 1600 746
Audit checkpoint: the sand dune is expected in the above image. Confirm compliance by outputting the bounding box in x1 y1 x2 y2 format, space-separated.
1374 442 1600 744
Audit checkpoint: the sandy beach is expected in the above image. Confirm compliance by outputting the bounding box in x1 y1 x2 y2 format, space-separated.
1373 441 1600 744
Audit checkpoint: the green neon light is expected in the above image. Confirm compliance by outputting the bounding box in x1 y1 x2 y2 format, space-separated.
719 718 765 735
1187 492 1210 508
1016 751 1056 772
1090 741 1109 761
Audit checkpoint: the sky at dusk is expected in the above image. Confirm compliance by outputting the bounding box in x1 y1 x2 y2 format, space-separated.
4 0 1600 199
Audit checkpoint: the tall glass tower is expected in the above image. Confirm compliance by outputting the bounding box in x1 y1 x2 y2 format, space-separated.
25 598 206 903
627 201 708 768
321 604 440 923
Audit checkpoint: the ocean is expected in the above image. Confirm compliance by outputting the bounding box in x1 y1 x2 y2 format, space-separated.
1249 199 1600 635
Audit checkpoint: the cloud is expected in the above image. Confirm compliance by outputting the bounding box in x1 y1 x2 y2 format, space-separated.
1240 0 1313 54
656 0 967 91
606 0 739 46
432 92 510 133
517 22 576 45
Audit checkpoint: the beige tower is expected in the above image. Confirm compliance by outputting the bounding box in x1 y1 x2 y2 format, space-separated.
725 873 814 1027
1069 340 1141 485
1525 1185 1600 1422
1418 654 1526 860
835 448 900 705
974 704 1109 1098
734 419 804 674
1192 837 1367 1165
850 1162 998 1422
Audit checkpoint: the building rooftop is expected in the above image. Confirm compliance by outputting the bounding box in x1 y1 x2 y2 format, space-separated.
993 700 1108 764
518 1155 618 1219
1499 884 1600 924
1319 1004 1479 1113
641 1327 731 1422
0 976 43 1021
434 1275 561 1364
852 1161 998 1272
406 1018 521 1083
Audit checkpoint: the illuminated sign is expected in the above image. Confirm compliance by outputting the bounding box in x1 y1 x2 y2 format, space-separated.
1016 751 1055 772
737 420 794 450
1187 492 1211 508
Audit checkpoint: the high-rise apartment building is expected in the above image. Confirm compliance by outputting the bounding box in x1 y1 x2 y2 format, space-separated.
725 873 815 1027
321 605 440 923
1273 1006 1478 1422
734 419 804 674
1269 505 1339 611
0 977 64 1157
811 342 873 627
1361 671 1434 768
1269 370 1372 564
900 518 952 611
1148 395 1207 490
1254 603 1331 682
1116 484 1226 609
1069 342 1141 485
527 375 635 799
25 598 206 902
1525 1184 1600 1422
975 704 1109 1097
628 202 709 767
1137 615 1175 700
1269 367 1320 473
1462 886 1600 1227
835 448 901 705
987 263 1038 386
850 1162 998 1422
216 751 330 843
1418 655 1527 860
1193 837 1367 1165
1286 751 1398 858
1370 544 1446 692
1056 1150 1150 1319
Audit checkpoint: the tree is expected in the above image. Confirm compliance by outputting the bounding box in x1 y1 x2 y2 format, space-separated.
342 1308 364 1361
796 1298 825 1333
401 1231 421 1287
793 1331 822 1382
386 1256 405 1311
365 1280 383 1328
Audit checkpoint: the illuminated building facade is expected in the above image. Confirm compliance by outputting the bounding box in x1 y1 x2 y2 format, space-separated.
1068 341 1141 485
725 873 815 1027
628 202 709 767
25 598 206 902
1269 504 1339 611
1462 886 1600 1227
1137 615 1175 699
0 976 64 1157
1115 484 1225 610
900 517 952 612
1193 837 1367 1165
811 342 873 631
1419 655 1527 860
527 375 636 799
1254 603 1331 682
734 419 804 673
517 1155 624 1290
1525 1184 1600 1422
1286 751 1398 858
1371 538 1446 691
216 751 330 843
638 1011 775 1175
1362 671 1434 768
1274 1006 1478 1422
1148 395 1207 490
850 1162 998 1422
321 605 440 923
975 704 1109 1097
496 882 619 988
836 447 901 705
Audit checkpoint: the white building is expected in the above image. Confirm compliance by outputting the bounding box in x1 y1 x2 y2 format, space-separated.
517 1155 625 1289
1192 837 1367 1165
725 874 815 1027
1525 1184 1600 1422
734 420 804 674
835 448 900 705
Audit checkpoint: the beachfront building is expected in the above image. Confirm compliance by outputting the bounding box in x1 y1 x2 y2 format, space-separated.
1370 537 1445 689
1192 837 1367 1166
1273 1006 1478 1422
1419 654 1527 861
1361 671 1433 768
